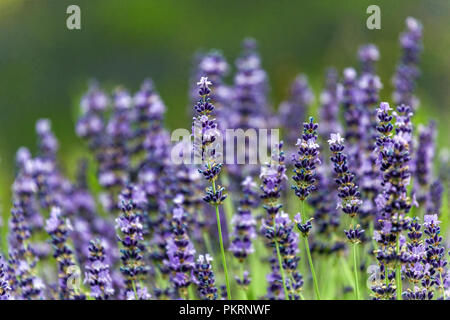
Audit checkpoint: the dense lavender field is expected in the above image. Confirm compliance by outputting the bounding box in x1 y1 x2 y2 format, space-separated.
0 17 449 301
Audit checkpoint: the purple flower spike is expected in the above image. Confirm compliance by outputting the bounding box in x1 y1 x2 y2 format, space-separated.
291 117 320 201
229 176 257 263
85 239 114 300
392 17 423 110
194 254 218 300
116 185 148 298
45 207 85 300
279 75 314 153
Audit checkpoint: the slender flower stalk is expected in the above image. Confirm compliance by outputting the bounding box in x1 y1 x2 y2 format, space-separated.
328 132 364 300
291 117 321 300
192 76 231 299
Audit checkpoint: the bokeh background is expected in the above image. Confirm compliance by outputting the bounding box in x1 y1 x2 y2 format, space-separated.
0 0 449 231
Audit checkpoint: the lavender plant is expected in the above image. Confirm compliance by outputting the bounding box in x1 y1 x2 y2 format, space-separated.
0 16 448 302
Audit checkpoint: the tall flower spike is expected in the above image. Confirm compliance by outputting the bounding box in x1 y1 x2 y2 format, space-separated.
230 176 257 291
115 185 149 299
392 17 423 111
0 256 11 300
230 176 257 262
165 201 196 297
422 215 447 298
279 75 314 155
291 117 320 201
45 207 85 300
194 254 218 300
318 68 342 141
8 201 45 300
358 44 380 75
260 142 296 300
85 239 114 300
328 132 364 300
374 102 413 300
192 76 230 299
265 212 302 300
290 117 321 299
415 122 436 210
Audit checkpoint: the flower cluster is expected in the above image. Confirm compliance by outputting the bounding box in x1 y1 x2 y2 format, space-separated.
291 117 320 201
85 239 114 300
194 254 218 300
116 185 148 298
45 207 84 300
392 17 423 110
2 16 449 302
229 177 257 262
165 203 196 296
278 75 314 153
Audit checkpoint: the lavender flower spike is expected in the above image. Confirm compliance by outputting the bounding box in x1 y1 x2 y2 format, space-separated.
194 254 218 300
392 17 423 110
328 132 364 299
0 257 11 300
192 76 231 299
45 207 85 300
115 185 149 299
85 239 114 300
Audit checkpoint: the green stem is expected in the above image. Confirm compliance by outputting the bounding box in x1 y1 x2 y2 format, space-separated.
352 243 360 300
301 201 321 300
212 180 231 300
132 280 138 300
275 238 290 300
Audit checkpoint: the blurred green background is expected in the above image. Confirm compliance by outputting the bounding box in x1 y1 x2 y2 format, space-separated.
0 0 449 223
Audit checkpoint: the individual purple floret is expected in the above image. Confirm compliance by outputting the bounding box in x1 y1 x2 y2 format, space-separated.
194 254 218 300
392 17 423 111
45 207 84 300
278 75 314 153
85 239 114 300
115 185 148 298
165 203 196 298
